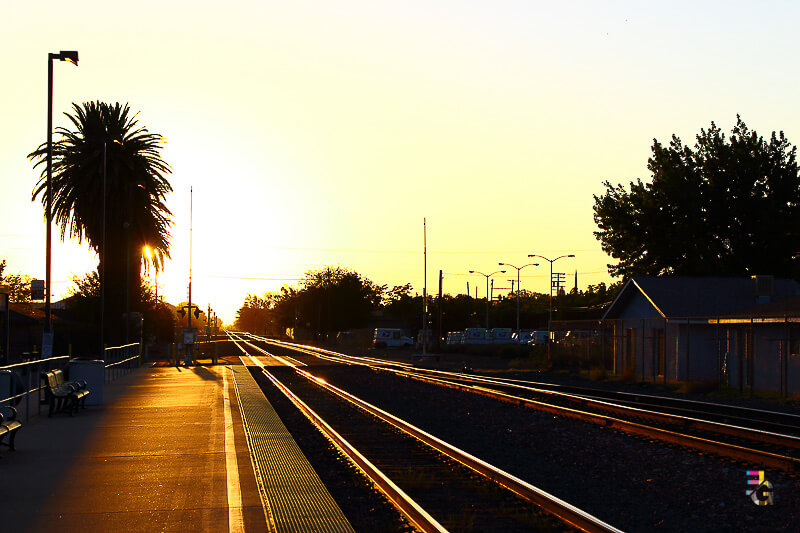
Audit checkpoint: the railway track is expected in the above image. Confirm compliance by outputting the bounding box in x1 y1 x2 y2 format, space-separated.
245 335 800 472
229 333 621 533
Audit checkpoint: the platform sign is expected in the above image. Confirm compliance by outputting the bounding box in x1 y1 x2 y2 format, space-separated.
41 332 53 358
31 279 45 301
183 328 197 345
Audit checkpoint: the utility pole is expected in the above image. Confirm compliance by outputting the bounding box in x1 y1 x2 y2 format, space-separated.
528 253 575 358
422 218 427 354
436 270 443 352
185 186 194 365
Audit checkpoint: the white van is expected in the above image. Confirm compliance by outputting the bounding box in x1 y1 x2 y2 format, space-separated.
528 330 550 345
373 328 413 348
489 328 513 343
446 331 466 345
513 331 535 344
464 328 489 344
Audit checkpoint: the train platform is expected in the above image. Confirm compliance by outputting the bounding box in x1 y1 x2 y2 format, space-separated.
0 362 353 532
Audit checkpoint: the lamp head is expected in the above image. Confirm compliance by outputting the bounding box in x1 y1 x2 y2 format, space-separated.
568 254 576 258
468 270 475 274
500 270 506 274
59 51 79 65
498 262 504 266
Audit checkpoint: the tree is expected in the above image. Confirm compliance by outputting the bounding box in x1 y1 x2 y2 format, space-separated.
29 102 173 342
0 259 32 303
234 294 273 334
593 117 800 278
235 267 386 339
296 266 384 336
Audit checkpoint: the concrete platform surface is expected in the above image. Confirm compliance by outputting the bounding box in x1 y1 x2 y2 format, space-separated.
0 365 267 532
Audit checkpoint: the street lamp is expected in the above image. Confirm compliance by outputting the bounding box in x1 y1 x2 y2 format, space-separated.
124 181 146 344
498 262 539 337
469 270 506 329
100 136 122 357
45 50 78 334
527 253 575 339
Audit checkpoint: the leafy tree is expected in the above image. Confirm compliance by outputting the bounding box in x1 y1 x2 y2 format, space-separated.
234 293 274 334
66 271 174 343
0 259 32 303
29 101 173 342
593 117 800 278
235 267 385 338
293 266 384 336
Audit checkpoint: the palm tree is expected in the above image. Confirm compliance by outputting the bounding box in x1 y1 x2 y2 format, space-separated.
30 101 173 343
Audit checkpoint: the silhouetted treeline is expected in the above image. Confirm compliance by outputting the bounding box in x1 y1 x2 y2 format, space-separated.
234 267 622 337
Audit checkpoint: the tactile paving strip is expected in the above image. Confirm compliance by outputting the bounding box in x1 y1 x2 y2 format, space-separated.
231 365 355 533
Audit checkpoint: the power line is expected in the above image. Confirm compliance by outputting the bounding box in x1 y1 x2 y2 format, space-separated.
207 275 303 281
259 246 610 255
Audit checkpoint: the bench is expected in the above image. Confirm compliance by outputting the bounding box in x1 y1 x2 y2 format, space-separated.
0 407 22 451
42 369 90 417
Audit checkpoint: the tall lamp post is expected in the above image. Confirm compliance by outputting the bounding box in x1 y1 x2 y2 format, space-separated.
469 270 505 329
100 136 122 357
528 253 575 340
498 262 539 338
46 50 79 334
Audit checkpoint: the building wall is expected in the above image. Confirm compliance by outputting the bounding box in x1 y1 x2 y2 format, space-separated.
604 286 800 393
722 323 800 395
611 318 720 384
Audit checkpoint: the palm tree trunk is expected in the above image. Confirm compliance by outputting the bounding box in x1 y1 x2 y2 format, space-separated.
103 233 142 345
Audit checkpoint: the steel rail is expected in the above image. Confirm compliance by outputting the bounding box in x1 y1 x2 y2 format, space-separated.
288 365 622 532
389 369 800 472
380 368 800 452
261 365 448 533
254 333 800 430
462 373 800 427
228 333 447 533
238 334 622 533
259 340 800 471
261 340 800 454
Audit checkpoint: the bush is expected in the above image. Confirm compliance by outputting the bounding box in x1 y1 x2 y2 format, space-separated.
589 366 607 381
497 344 530 359
678 380 718 394
618 365 636 384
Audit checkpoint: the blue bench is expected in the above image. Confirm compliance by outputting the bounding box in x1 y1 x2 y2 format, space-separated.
0 406 21 451
42 369 90 417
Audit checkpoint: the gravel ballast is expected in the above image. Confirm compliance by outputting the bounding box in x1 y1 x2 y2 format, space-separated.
292 363 800 532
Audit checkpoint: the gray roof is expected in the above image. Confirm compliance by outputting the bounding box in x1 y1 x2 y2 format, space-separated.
603 276 800 319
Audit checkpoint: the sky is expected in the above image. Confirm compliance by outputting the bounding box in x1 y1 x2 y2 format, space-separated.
2 1 799 325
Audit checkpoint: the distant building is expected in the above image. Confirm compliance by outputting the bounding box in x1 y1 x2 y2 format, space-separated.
601 276 800 393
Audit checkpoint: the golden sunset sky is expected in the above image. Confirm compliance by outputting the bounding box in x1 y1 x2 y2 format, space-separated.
2 1 798 323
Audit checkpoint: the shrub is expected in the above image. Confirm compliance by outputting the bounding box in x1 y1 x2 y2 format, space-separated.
678 380 718 394
589 366 607 381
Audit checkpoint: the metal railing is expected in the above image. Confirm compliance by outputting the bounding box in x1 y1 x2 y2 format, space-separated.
104 342 141 383
0 355 70 423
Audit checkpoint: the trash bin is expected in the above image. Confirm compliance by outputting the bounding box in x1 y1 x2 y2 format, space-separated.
0 370 10 405
69 359 104 405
